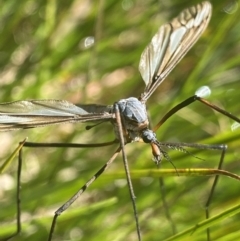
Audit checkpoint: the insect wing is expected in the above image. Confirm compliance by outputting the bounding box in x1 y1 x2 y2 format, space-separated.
139 1 212 101
0 100 113 131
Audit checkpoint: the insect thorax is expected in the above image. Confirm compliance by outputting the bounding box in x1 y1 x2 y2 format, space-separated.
114 97 156 143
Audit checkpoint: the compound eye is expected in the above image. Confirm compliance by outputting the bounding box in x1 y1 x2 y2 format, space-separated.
142 129 156 143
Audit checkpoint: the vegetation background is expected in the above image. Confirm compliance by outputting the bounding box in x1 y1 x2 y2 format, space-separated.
0 0 240 240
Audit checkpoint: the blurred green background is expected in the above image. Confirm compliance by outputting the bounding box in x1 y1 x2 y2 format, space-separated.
0 0 240 240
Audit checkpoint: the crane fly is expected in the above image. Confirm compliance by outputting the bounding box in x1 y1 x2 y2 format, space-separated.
1 1 240 241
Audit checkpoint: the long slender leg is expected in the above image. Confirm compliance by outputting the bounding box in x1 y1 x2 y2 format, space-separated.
1 153 22 241
114 103 142 241
156 141 228 241
48 147 121 241
0 140 26 241
15 147 22 237
152 94 240 240
205 146 227 241
23 140 118 148
0 140 117 241
154 95 240 131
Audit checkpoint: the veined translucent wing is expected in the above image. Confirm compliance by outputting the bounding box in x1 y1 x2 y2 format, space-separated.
0 100 113 131
139 1 212 102
0 2 211 131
